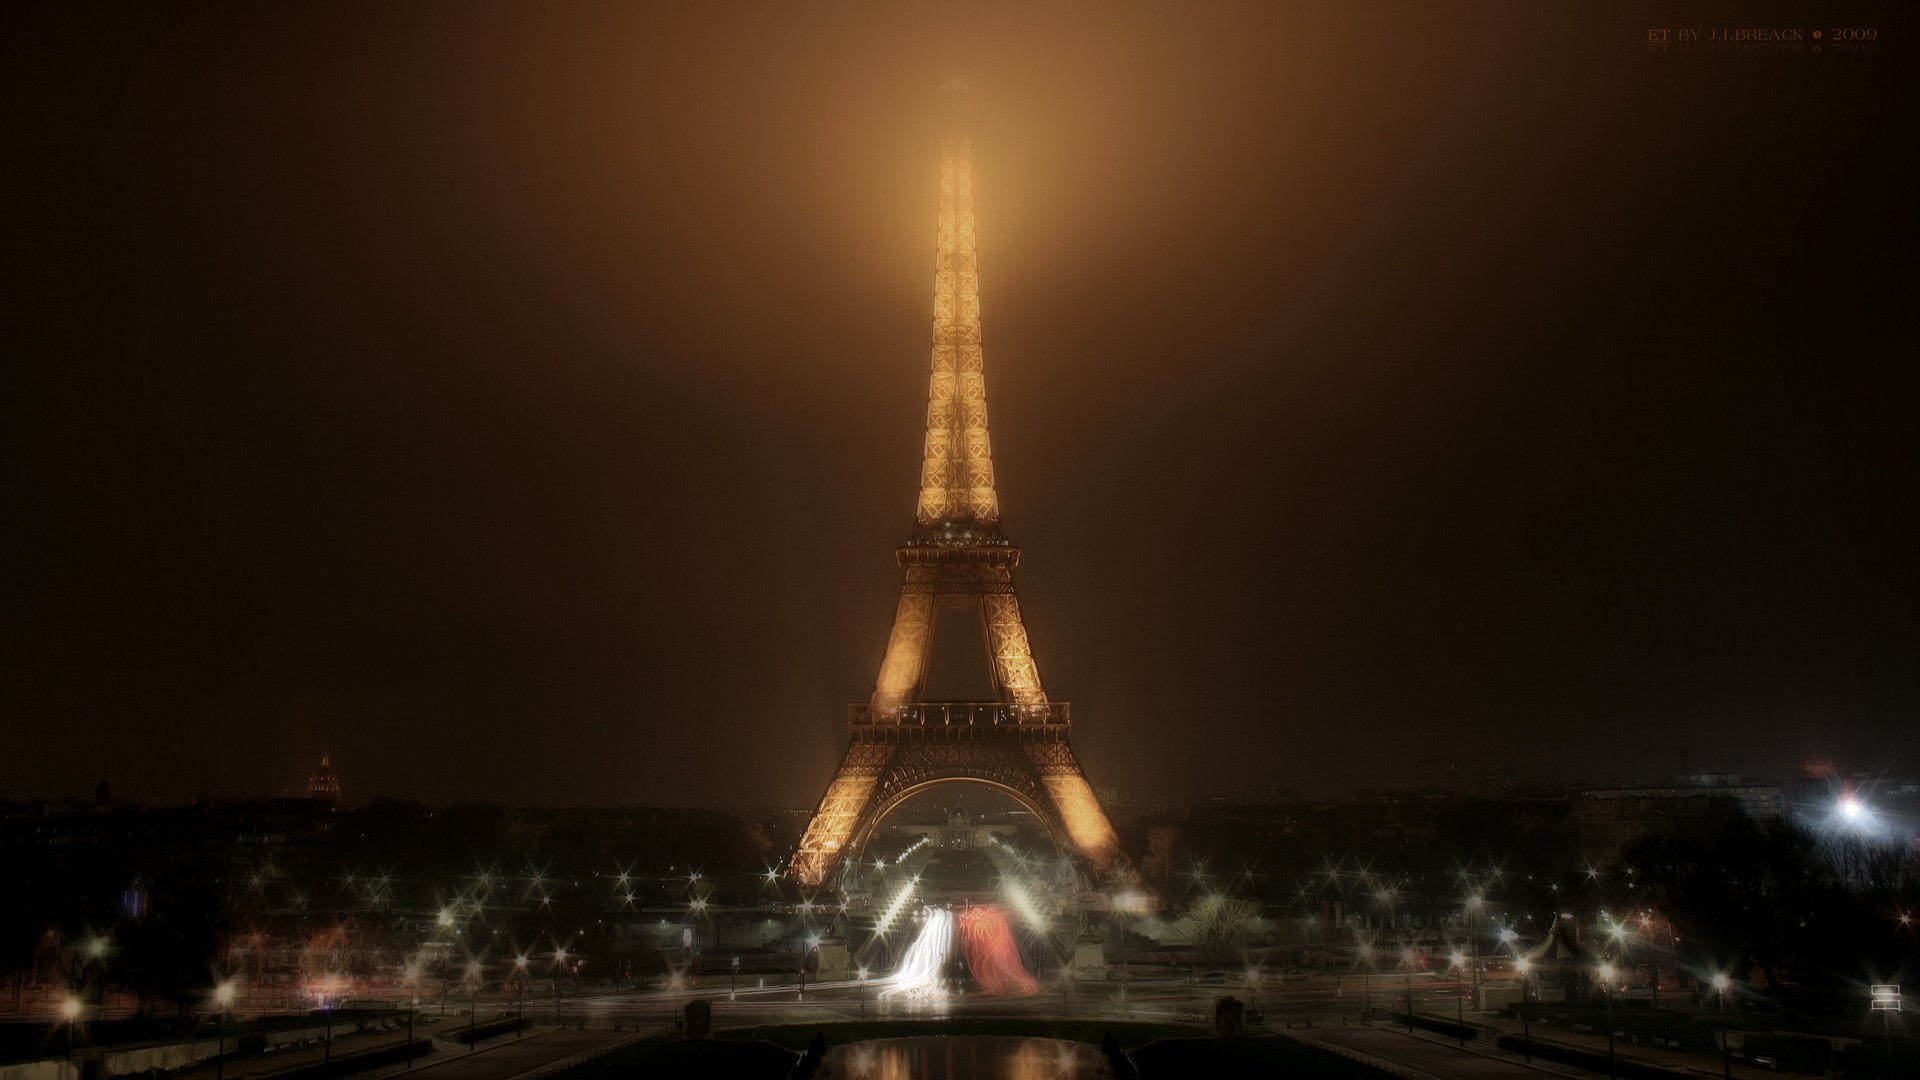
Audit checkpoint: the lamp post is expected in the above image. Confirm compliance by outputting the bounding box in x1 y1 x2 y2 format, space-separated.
1515 958 1533 1063
1599 963 1619 1080
1712 973 1731 1080
1360 943 1374 1023
83 937 110 1020
1400 948 1417 1034
1449 950 1466 1046
1114 891 1145 1004
1609 924 1630 1001
465 961 481 1052
213 982 235 1080
60 997 81 1067
400 963 420 1066
513 956 529 1038
1404 966 1415 1034
1640 917 1660 1011
1465 894 1484 996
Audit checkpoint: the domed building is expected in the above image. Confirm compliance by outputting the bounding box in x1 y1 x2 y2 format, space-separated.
306 752 342 806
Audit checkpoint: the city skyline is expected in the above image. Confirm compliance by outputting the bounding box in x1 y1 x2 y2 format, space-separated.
7 5 1916 810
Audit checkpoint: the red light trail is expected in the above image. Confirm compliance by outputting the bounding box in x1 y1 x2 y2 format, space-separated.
958 905 1037 996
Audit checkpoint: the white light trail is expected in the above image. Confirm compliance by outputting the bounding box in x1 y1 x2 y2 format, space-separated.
876 907 953 1001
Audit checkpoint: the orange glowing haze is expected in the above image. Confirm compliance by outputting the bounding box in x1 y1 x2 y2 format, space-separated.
3 2 1913 805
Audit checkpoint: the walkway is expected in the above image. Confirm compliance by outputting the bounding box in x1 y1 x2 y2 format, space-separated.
351 1030 637 1080
1293 1023 1575 1080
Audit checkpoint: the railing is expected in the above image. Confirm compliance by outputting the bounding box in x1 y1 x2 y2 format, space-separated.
849 702 1069 727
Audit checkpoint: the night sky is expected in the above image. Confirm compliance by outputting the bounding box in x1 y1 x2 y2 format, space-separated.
5 3 1915 808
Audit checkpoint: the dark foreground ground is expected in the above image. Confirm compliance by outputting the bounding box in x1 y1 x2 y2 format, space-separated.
550 1019 1399 1077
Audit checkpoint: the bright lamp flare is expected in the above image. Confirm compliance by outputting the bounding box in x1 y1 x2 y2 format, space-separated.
958 905 1037 996
873 875 922 938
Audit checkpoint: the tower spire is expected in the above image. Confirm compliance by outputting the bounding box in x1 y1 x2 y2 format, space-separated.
914 138 1001 535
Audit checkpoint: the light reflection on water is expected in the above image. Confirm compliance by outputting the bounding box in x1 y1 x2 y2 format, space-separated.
829 1036 1112 1079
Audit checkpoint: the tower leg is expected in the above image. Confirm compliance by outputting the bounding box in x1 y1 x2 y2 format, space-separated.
791 743 894 886
983 591 1046 705
872 590 935 707
1028 742 1121 871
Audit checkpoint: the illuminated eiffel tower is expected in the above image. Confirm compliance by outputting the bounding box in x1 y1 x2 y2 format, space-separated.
789 139 1120 887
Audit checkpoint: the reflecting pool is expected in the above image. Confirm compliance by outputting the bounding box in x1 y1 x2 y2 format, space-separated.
825 1036 1112 1079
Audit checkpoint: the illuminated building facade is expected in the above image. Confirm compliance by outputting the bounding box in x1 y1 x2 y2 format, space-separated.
789 139 1119 886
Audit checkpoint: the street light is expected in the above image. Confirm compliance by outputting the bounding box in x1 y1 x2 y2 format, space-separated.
512 956 528 1037
1465 894 1485 994
213 982 235 1080
465 960 482 1052
1712 973 1732 1080
1448 950 1466 1044
1515 958 1534 1063
1400 949 1416 1035
1114 891 1146 1004
1358 942 1375 1023
1599 963 1619 1080
60 997 82 1064
1608 924 1630 992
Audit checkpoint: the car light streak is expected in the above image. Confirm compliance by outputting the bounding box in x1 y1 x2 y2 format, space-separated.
876 906 953 1000
958 905 1037 995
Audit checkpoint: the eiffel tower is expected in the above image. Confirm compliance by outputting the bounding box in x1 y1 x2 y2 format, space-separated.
788 139 1120 887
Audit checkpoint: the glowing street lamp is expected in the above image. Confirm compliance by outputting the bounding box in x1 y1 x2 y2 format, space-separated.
1113 890 1147 1004
1358 942 1375 1022
512 955 529 1037
1400 949 1417 1035
1446 950 1468 1043
1464 894 1485 991
1711 973 1732 1079
1598 963 1619 1080
59 997 82 1063
213 982 236 1080
400 965 420 1068
1515 958 1534 1061
464 960 482 1052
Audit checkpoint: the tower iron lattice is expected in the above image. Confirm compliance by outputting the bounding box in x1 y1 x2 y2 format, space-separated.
788 139 1120 887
